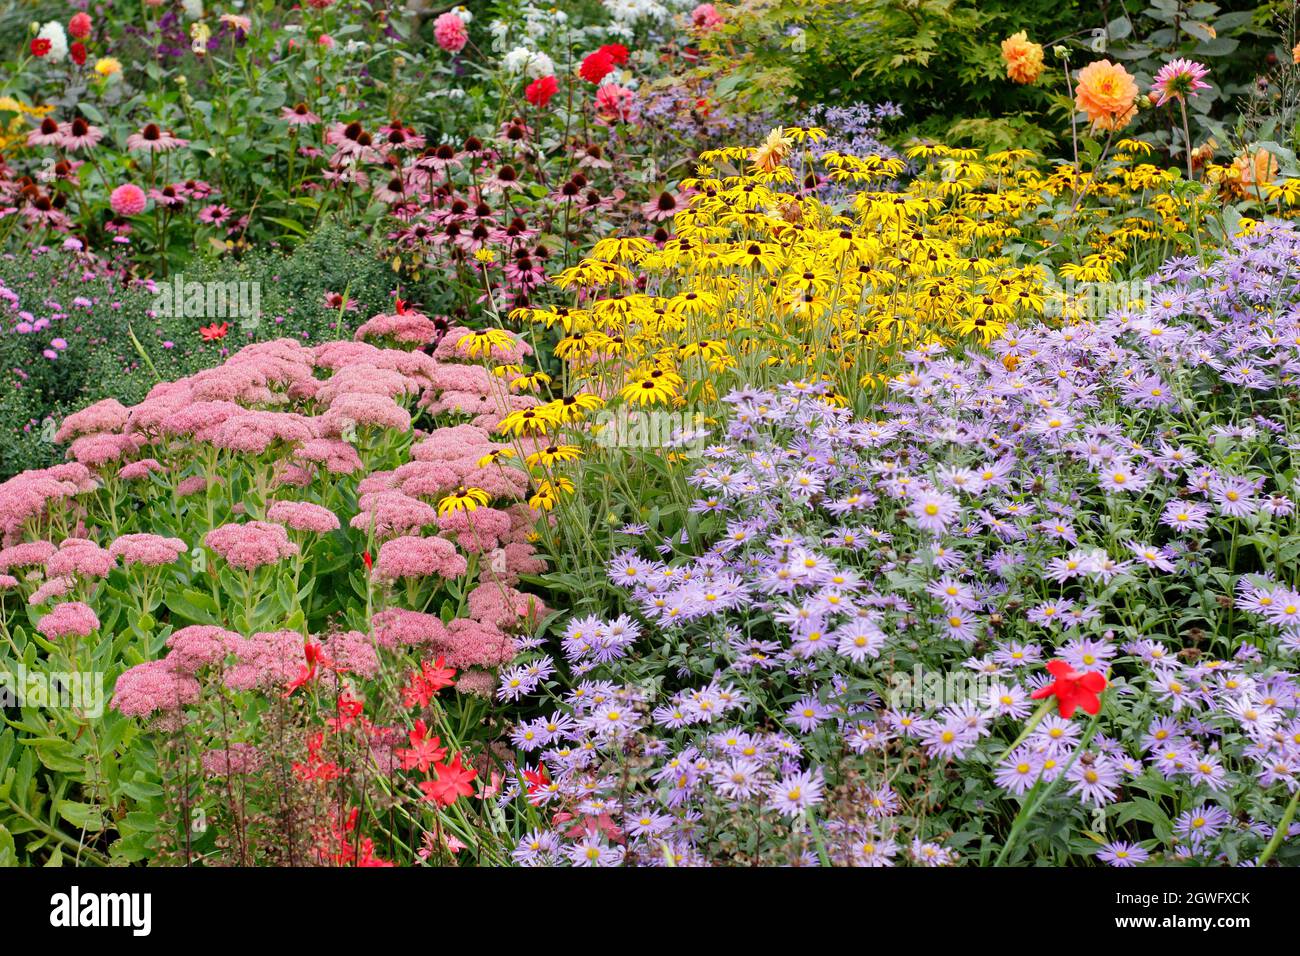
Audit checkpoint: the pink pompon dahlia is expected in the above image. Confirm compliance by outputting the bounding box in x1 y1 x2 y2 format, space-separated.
433 11 469 53
109 183 148 216
1151 58 1210 107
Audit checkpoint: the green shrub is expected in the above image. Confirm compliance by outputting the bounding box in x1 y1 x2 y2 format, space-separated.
0 223 438 478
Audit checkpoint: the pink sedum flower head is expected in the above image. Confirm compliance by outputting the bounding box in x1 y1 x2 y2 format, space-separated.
109 533 187 567
37 601 100 639
376 534 468 581
1151 58 1211 106
267 500 341 534
205 521 300 570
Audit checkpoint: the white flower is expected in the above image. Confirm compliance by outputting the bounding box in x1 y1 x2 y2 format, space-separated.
500 46 553 79
37 21 68 62
525 51 554 79
451 5 472 24
180 0 204 19
603 0 671 26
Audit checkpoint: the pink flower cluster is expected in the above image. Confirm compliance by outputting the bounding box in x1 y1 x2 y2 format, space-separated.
205 521 300 570
36 600 100 639
433 11 469 53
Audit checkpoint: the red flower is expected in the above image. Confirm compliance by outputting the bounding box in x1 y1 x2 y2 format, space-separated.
525 75 559 108
68 12 92 40
362 549 372 571
293 732 343 782
579 49 615 84
1030 659 1107 718
284 640 343 697
325 690 366 732
199 321 229 341
522 763 550 797
599 43 630 65
31 38 52 57
396 718 448 773
70 42 87 66
418 752 477 806
401 656 456 709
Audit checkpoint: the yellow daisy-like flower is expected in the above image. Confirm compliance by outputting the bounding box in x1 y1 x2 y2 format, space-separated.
620 373 678 407
476 448 517 468
510 371 552 392
528 477 574 512
526 444 582 467
749 127 794 173
457 327 515 359
438 487 490 515
496 406 558 437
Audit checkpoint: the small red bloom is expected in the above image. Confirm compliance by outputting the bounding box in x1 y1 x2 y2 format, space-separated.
31 38 52 57
396 718 447 773
70 42 87 66
199 321 229 341
418 752 477 806
579 49 615 84
522 763 550 797
599 43 630 65
284 640 343 697
68 12 92 40
325 689 366 731
401 656 456 709
362 550 373 571
293 732 343 782
1030 659 1107 718
525 75 559 108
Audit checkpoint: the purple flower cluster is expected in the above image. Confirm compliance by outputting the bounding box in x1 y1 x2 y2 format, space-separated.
497 224 1300 865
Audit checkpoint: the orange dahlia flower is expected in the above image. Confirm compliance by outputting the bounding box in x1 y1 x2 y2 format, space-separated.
1075 60 1139 132
1001 32 1044 84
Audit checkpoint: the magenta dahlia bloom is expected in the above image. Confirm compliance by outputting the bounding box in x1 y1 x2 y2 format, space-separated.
1151 58 1210 106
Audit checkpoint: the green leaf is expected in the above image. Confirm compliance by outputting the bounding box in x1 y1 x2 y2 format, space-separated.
56 800 105 831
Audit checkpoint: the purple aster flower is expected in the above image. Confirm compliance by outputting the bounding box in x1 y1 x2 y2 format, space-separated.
1097 840 1149 867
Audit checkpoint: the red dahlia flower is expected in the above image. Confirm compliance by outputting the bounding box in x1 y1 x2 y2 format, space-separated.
199 321 229 341
1030 659 1107 718
31 38 52 57
579 49 615 84
598 43 629 65
526 74 558 107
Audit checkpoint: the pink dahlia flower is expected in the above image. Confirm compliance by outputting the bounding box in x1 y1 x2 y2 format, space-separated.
1151 58 1211 106
109 183 147 216
433 12 469 53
